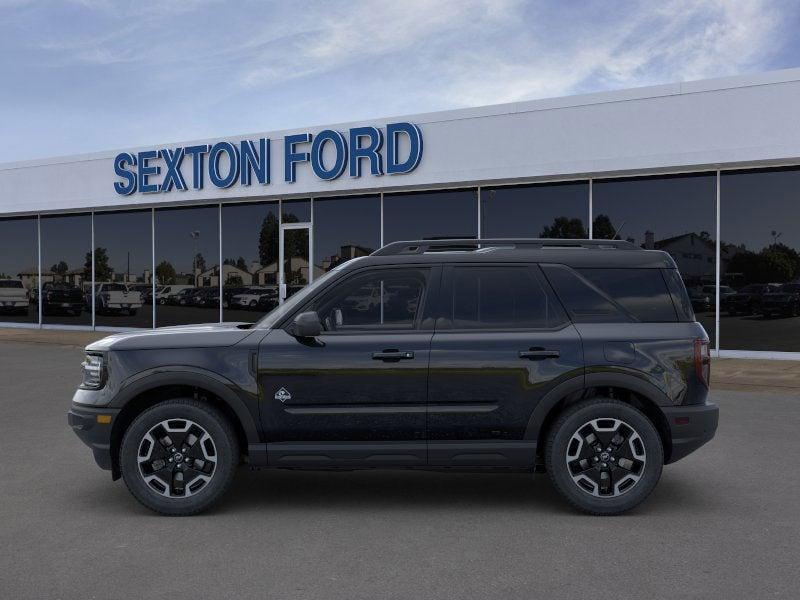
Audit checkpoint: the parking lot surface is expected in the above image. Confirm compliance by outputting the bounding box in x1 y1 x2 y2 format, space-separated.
1 341 798 600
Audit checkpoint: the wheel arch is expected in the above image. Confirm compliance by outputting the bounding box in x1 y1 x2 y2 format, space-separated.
108 369 260 480
525 373 673 464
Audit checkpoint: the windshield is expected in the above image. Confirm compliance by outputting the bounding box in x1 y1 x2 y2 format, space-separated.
255 258 366 329
781 284 800 293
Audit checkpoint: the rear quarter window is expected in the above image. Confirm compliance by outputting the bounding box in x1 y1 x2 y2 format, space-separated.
542 265 679 323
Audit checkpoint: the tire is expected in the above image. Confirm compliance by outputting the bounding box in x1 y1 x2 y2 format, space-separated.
120 399 239 516
545 398 663 516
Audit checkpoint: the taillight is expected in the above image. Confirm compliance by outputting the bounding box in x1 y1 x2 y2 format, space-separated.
694 338 711 387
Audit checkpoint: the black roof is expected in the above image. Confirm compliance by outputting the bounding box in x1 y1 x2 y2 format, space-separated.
358 238 676 269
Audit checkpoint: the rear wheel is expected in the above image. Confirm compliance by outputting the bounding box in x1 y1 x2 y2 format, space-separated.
545 399 663 515
120 399 239 516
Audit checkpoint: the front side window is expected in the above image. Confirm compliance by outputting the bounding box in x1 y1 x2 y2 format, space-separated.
309 268 428 332
447 266 566 329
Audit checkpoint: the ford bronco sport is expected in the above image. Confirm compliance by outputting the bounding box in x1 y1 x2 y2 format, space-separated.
68 239 718 516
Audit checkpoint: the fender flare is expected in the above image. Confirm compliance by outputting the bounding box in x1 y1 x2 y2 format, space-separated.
110 367 261 443
523 371 671 441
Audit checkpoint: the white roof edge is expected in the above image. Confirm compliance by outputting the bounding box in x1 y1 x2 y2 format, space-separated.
3 66 800 171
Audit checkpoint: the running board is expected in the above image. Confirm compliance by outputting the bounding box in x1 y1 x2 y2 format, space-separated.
248 440 536 468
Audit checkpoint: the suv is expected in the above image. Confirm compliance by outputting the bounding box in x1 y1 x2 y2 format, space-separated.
68 239 718 516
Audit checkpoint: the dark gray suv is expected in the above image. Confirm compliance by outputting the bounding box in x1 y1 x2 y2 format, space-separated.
68 239 718 516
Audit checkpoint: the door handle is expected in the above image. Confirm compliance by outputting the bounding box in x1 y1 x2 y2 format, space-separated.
519 348 560 360
372 349 415 361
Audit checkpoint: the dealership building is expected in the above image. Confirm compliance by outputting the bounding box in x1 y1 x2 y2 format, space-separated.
2 68 800 358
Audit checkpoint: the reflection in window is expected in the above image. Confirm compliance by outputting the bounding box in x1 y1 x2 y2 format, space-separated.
450 266 566 329
93 210 153 328
155 205 219 327
313 195 380 273
592 174 716 342
40 214 92 325
0 217 38 324
312 269 428 331
221 202 279 322
383 189 478 243
721 168 800 351
282 199 311 223
481 182 589 239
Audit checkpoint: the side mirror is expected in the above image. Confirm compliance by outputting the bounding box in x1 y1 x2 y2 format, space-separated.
290 311 322 338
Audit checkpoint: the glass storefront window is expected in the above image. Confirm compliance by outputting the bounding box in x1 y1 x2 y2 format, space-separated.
40 214 92 326
720 167 800 351
592 173 717 343
282 199 310 223
0 217 39 324
481 182 589 239
313 195 380 273
155 205 220 327
93 210 153 328
221 202 279 322
383 189 478 243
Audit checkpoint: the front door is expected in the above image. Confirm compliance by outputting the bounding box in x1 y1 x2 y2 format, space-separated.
427 264 584 467
258 264 440 467
279 223 311 303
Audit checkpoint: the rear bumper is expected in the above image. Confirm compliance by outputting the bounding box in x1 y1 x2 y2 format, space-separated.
662 402 719 464
67 404 120 471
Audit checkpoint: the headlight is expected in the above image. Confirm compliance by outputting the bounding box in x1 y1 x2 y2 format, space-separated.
81 354 106 389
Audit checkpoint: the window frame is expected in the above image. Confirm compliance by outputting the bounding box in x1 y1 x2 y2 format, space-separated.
283 264 441 336
435 262 570 333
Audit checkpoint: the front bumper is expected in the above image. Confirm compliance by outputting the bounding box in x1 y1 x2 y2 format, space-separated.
67 404 121 471
662 402 719 464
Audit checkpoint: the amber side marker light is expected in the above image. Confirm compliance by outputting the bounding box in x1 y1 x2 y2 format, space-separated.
96 415 112 424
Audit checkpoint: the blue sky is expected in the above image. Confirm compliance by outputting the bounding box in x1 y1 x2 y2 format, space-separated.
1 0 799 163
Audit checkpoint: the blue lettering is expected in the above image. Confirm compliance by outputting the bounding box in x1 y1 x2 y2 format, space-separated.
208 142 240 188
184 144 210 190
284 133 311 183
240 139 269 186
349 127 383 177
137 150 160 193
311 130 347 180
113 152 137 195
159 147 187 192
386 122 423 175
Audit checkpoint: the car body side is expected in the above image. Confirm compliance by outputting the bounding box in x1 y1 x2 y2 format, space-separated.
69 249 717 479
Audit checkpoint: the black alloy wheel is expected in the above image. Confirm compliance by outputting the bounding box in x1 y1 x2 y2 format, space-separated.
120 399 239 516
546 399 663 515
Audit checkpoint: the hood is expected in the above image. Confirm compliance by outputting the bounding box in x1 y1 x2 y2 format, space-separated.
86 322 258 352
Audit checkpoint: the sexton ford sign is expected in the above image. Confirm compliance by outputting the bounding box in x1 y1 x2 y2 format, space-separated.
112 122 423 195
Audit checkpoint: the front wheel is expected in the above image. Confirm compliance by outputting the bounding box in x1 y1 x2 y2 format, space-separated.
545 399 663 515
120 399 239 516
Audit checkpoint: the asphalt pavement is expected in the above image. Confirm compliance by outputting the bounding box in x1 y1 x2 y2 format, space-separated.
0 340 798 600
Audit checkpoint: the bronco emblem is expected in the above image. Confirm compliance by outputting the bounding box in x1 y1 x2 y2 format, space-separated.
274 387 292 403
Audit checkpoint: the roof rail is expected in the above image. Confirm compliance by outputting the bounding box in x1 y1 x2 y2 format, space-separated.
371 238 636 256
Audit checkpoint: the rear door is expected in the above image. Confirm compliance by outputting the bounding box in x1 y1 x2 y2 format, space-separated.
427 264 583 467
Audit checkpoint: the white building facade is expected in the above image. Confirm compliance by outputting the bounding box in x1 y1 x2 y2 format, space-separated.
2 68 800 358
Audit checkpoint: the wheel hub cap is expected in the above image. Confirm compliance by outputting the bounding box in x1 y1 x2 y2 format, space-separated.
565 417 647 498
137 418 217 498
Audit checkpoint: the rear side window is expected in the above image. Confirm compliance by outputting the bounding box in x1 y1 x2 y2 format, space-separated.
446 266 567 329
542 265 678 323
577 269 677 322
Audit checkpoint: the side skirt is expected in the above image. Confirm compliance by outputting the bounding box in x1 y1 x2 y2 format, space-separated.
247 440 537 469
